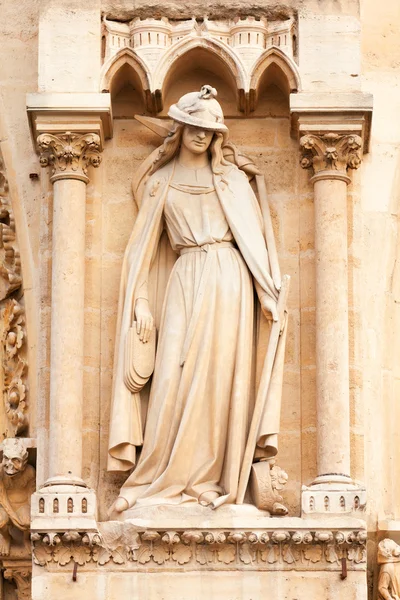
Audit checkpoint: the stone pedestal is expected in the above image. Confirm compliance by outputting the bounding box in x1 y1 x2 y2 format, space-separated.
31 507 367 600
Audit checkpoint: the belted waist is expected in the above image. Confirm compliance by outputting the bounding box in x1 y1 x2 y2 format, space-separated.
179 241 235 256
178 240 236 366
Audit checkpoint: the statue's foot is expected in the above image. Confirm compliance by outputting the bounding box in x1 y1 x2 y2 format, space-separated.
108 497 130 515
0 532 11 556
271 501 288 516
198 491 220 507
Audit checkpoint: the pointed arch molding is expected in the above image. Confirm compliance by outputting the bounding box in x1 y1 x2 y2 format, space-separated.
154 37 248 112
100 48 154 111
101 34 302 114
249 47 302 109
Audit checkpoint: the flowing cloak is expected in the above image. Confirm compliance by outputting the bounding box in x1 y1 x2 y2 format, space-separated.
107 157 287 480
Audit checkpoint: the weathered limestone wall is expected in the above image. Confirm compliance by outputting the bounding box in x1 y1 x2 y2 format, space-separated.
38 0 101 93
360 0 400 526
31 567 366 600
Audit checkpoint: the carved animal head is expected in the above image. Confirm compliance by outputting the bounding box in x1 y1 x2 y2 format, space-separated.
1 438 28 476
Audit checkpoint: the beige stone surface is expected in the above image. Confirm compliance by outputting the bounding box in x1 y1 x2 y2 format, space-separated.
32 569 367 600
4 0 400 597
38 1 101 93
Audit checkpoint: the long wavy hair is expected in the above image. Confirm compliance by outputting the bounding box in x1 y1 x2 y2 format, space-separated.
149 122 232 176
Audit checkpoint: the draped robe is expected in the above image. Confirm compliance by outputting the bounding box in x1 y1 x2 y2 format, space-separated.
107 158 287 507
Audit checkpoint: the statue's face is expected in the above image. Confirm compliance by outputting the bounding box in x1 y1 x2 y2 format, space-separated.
1 440 27 476
182 125 213 155
3 452 24 476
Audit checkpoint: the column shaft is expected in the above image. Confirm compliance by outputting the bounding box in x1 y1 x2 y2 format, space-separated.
48 178 86 483
313 174 351 481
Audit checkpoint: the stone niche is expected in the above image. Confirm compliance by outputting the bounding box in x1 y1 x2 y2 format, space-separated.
96 14 304 521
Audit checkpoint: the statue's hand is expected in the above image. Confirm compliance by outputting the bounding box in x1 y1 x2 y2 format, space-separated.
260 294 278 322
135 299 154 343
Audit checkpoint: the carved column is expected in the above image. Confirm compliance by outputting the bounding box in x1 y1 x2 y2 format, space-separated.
299 132 366 511
37 132 101 488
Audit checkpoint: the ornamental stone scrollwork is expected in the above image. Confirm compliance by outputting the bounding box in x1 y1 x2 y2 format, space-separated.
2 300 28 436
0 160 22 300
32 527 367 571
0 150 28 437
299 133 363 174
37 131 102 181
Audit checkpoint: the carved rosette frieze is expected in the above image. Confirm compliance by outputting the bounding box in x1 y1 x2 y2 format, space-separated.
299 133 363 174
37 131 102 182
32 528 367 571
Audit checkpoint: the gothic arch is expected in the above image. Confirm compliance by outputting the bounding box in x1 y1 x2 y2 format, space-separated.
100 48 154 112
249 47 301 111
154 37 248 112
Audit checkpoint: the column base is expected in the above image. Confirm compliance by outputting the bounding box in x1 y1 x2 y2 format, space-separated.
302 480 366 517
42 474 88 487
31 485 98 535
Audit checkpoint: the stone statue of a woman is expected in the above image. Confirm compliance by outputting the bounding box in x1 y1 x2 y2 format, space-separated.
108 85 288 512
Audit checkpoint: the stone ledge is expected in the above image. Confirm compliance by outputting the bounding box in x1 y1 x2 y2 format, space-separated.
290 91 373 151
31 510 367 572
26 92 113 146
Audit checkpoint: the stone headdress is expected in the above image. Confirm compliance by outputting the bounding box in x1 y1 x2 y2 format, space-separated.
168 85 228 132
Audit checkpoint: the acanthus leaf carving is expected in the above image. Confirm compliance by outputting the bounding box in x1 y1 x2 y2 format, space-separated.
37 131 102 180
299 133 363 174
0 150 29 438
31 527 367 571
3 565 31 600
2 300 28 436
0 153 22 302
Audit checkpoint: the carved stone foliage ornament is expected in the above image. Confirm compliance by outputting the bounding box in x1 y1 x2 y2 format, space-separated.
32 527 366 571
2 300 28 436
3 562 31 600
0 150 28 438
299 133 363 174
0 162 22 301
37 131 102 180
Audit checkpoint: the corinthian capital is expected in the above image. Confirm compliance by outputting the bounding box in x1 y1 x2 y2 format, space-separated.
37 131 101 182
299 133 362 174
